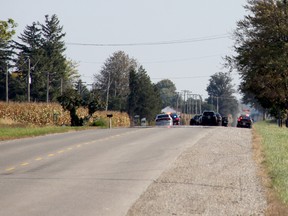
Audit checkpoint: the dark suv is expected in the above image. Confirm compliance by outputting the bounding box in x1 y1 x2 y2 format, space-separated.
201 111 217 126
237 114 253 128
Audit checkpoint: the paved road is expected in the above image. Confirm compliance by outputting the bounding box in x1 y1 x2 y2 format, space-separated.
0 127 210 216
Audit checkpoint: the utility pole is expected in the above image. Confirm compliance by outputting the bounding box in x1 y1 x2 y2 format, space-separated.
105 72 111 111
216 96 219 113
27 57 31 102
60 78 63 95
6 64 8 103
46 72 49 103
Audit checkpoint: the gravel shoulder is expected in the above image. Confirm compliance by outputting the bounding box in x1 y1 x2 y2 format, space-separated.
126 127 267 215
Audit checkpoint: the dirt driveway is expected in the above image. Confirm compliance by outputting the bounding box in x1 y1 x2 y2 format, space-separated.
127 127 267 215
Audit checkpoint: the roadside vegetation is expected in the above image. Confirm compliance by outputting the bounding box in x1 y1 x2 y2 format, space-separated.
0 125 85 141
254 121 288 214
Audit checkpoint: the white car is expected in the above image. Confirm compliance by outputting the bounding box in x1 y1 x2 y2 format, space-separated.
155 114 173 126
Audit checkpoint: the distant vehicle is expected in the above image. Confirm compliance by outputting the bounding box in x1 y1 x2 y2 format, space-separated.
215 113 222 126
201 110 218 126
169 113 181 125
222 116 229 127
155 114 173 126
237 114 253 128
190 114 202 125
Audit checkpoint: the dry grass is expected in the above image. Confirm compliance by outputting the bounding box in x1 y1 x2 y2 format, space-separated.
253 126 288 215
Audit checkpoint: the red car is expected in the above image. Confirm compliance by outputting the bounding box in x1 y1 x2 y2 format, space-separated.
169 113 181 125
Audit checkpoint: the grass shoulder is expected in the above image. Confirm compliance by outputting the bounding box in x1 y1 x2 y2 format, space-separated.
253 120 288 215
0 125 92 141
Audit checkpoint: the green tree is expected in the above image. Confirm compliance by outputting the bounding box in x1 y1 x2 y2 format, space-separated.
94 51 137 111
206 72 239 117
0 19 17 101
155 79 177 108
228 0 288 118
14 15 67 102
57 87 104 126
13 22 43 101
0 19 16 41
128 66 162 124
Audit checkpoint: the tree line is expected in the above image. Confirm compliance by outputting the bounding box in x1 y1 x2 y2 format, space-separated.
1 14 240 126
227 0 288 122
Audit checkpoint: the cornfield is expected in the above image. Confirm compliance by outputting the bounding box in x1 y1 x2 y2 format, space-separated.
0 102 131 127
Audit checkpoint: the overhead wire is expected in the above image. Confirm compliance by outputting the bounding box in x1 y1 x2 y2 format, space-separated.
66 34 229 47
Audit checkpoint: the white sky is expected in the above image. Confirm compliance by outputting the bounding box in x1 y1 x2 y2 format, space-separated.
1 0 248 99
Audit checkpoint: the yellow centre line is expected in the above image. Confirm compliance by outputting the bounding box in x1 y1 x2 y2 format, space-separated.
67 147 73 151
57 150 65 154
21 162 29 166
48 154 55 157
6 167 15 171
35 157 43 161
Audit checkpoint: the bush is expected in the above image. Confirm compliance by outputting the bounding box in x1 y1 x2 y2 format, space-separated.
91 118 107 127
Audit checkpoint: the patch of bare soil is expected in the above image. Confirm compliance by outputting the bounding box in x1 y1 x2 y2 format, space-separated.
252 130 288 216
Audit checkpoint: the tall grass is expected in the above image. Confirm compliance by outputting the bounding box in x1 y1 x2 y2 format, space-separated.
254 121 288 204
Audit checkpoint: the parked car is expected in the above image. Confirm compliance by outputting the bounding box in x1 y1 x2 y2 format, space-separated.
169 113 181 125
155 114 173 126
222 116 229 127
215 113 222 126
237 114 253 128
190 114 202 125
201 110 217 126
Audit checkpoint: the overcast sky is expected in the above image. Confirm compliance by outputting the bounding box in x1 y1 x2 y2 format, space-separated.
2 0 248 98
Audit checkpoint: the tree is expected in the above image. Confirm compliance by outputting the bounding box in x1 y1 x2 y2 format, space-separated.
57 87 104 126
94 51 137 111
206 72 239 117
14 14 67 102
0 19 16 41
228 0 288 118
128 66 162 124
13 22 43 101
155 79 177 108
0 19 17 101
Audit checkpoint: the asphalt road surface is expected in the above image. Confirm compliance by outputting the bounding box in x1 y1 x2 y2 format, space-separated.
0 126 211 216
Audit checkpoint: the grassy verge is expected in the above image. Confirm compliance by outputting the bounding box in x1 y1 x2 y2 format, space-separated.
254 120 288 213
0 126 88 141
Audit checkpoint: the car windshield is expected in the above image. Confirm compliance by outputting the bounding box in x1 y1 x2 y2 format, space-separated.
157 114 170 119
203 112 214 116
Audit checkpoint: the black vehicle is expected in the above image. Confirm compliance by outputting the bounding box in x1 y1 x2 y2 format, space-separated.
169 113 181 125
215 113 222 126
237 115 253 128
201 110 217 126
222 116 229 127
190 114 202 125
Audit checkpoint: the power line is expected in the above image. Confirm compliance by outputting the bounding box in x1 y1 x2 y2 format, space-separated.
151 72 239 80
66 34 229 47
77 53 226 65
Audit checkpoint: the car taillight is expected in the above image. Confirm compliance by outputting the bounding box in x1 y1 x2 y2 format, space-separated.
238 116 242 121
175 118 179 121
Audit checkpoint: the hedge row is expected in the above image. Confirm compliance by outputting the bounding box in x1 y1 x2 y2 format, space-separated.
0 102 131 127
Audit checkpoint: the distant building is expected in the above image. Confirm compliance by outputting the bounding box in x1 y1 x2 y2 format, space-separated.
161 106 177 114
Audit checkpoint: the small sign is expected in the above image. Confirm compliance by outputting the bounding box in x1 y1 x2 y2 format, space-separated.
107 114 113 118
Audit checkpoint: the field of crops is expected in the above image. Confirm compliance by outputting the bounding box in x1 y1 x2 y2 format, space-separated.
0 102 130 127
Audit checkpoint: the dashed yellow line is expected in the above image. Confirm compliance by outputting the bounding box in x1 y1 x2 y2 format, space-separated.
2 131 142 173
